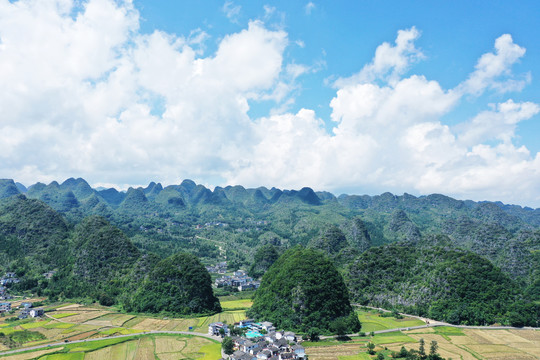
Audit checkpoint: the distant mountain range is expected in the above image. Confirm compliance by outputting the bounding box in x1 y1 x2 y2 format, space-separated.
0 177 538 325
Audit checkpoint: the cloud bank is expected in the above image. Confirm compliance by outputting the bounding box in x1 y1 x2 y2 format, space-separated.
0 0 539 207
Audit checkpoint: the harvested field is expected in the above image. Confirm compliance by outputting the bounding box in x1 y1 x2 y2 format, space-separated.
0 347 62 360
130 318 169 331
155 337 187 353
64 330 98 341
123 317 145 328
306 343 366 360
134 336 155 360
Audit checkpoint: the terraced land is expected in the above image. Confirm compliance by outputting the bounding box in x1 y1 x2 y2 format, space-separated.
305 327 540 360
0 334 221 360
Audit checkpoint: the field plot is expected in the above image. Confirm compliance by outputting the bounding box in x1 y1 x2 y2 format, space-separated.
220 299 253 310
306 328 540 360
0 335 220 360
356 309 424 332
47 310 110 324
84 313 134 327
196 310 246 330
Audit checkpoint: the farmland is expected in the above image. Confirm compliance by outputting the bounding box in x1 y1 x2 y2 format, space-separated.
305 327 540 360
356 309 425 332
2 300 539 360
0 334 220 360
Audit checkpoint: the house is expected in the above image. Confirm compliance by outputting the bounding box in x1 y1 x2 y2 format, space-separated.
279 353 295 360
261 322 275 333
284 332 296 342
29 308 44 317
21 302 33 309
291 345 305 359
239 319 255 327
0 302 11 313
208 322 229 336
257 350 272 359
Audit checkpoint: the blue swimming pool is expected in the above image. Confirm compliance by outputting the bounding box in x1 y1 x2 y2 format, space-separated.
245 330 262 338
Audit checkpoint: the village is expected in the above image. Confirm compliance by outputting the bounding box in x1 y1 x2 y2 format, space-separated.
213 270 261 292
209 320 305 360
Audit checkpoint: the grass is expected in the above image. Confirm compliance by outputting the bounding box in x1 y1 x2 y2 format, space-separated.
357 310 424 332
41 353 85 360
370 332 417 345
198 342 222 360
19 320 50 329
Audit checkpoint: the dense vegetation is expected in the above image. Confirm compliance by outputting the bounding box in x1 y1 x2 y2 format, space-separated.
126 252 221 315
1 177 539 326
345 242 539 326
248 246 361 333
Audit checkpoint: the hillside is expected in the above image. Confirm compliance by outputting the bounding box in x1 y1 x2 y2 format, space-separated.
0 177 539 325
248 246 360 333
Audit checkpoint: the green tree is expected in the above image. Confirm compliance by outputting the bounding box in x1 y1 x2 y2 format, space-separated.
222 336 234 355
419 338 426 358
366 342 375 355
308 328 320 341
376 352 384 360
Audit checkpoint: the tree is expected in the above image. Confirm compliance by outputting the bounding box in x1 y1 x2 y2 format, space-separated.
376 352 384 360
366 342 375 355
308 328 320 342
429 340 438 356
419 338 426 358
222 336 234 355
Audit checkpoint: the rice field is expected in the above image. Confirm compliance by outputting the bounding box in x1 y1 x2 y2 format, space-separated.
219 299 253 310
195 310 246 330
306 328 540 360
356 309 425 332
0 334 221 360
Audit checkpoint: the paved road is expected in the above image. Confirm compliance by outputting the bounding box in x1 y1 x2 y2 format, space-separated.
0 330 222 357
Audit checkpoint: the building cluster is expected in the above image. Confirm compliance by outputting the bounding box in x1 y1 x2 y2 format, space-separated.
214 270 260 291
0 272 19 286
212 319 305 360
18 303 44 319
0 286 10 300
206 262 228 274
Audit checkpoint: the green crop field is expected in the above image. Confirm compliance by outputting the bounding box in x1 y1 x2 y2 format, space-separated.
219 299 253 310
356 309 424 332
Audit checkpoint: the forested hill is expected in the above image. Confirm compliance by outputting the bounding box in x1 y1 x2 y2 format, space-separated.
0 177 539 325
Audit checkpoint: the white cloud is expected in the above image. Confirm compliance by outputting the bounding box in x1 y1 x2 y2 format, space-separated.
459 34 528 95
1 2 539 207
334 27 424 87
222 1 241 23
305 2 315 15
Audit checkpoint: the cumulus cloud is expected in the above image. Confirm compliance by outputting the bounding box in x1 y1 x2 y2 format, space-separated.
1 1 539 207
459 34 529 95
334 27 425 87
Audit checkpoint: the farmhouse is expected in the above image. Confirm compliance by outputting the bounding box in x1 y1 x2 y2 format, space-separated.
0 302 11 313
209 322 230 336
224 320 304 360
29 308 44 317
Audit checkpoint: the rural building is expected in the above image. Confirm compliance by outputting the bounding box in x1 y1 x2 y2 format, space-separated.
29 308 44 317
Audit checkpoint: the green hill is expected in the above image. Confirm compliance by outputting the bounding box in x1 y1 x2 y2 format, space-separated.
127 252 221 315
248 246 360 333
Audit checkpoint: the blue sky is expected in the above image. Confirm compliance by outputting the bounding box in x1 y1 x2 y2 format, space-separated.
1 0 539 207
